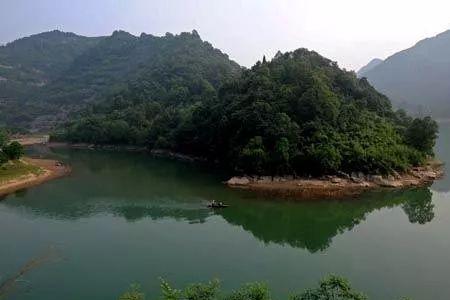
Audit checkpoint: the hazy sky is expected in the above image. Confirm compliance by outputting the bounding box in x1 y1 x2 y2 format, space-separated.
1 0 449 70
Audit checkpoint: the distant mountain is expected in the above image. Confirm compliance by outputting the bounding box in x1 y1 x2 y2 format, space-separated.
357 58 383 77
0 30 240 131
360 30 450 117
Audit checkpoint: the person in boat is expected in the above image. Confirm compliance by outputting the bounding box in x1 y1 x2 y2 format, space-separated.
209 200 227 208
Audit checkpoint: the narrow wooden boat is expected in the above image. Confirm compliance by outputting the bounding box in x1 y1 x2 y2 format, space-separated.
207 203 229 208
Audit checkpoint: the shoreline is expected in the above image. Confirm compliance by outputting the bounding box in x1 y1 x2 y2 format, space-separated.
0 158 71 197
226 161 444 199
27 139 445 199
11 135 50 146
47 142 207 162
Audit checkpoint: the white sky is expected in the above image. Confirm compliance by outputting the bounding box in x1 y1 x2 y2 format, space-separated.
1 0 450 70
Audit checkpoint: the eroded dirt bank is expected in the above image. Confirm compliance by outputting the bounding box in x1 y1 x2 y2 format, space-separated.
0 158 71 197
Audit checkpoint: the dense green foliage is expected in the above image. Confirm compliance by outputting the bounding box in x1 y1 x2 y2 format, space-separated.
404 116 438 156
0 30 104 128
3 141 24 160
0 129 24 163
55 30 240 145
58 48 438 176
0 30 239 131
1 30 438 176
119 276 409 300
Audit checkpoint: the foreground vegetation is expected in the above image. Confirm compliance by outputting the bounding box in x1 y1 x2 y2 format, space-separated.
119 276 408 300
56 45 438 176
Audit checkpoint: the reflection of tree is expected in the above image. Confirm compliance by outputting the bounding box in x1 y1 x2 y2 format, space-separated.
218 188 435 253
3 147 437 253
13 188 29 198
218 199 390 253
113 205 211 223
0 188 28 202
2 148 232 223
402 189 434 224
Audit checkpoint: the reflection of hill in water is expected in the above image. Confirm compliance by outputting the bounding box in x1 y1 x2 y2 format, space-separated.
113 205 211 223
217 188 434 252
2 147 435 253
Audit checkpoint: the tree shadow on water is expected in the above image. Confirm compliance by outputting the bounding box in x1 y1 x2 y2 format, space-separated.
216 187 435 253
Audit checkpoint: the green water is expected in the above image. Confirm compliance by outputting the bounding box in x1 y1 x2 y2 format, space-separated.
1 125 450 300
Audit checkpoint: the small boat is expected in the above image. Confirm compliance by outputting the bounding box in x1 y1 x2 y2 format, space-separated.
207 201 229 208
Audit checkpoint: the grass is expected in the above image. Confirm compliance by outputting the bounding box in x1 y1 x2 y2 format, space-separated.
0 160 44 184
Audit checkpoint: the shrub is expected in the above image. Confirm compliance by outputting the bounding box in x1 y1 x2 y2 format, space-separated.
119 276 379 300
0 152 8 166
119 284 145 300
291 275 367 300
3 141 24 160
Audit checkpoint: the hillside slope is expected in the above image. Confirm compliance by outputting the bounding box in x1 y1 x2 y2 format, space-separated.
360 30 450 117
0 30 103 85
0 31 104 129
357 58 383 77
0 30 241 131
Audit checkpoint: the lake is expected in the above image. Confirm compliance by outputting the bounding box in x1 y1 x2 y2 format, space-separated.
1 124 450 300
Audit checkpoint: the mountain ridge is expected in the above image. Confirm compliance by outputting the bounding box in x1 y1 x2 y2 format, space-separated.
360 29 450 117
0 29 241 131
357 58 383 77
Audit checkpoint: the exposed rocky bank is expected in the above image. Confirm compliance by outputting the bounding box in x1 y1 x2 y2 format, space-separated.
226 161 444 199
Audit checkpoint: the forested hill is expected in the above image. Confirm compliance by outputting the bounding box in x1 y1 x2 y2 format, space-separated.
0 30 240 130
359 29 450 117
0 30 103 85
0 30 104 129
59 49 438 176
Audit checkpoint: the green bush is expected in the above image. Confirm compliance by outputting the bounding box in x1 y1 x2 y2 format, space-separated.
119 284 145 300
0 152 8 166
224 282 271 300
159 278 220 300
3 141 24 160
291 276 366 300
404 116 438 156
118 276 407 300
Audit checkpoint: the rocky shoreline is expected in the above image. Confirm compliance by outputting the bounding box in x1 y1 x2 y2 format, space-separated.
23 139 445 199
226 160 444 199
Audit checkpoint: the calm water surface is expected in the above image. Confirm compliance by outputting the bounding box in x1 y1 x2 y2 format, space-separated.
1 124 450 300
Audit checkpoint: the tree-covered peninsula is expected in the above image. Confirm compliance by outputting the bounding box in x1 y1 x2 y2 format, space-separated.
56 42 438 177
